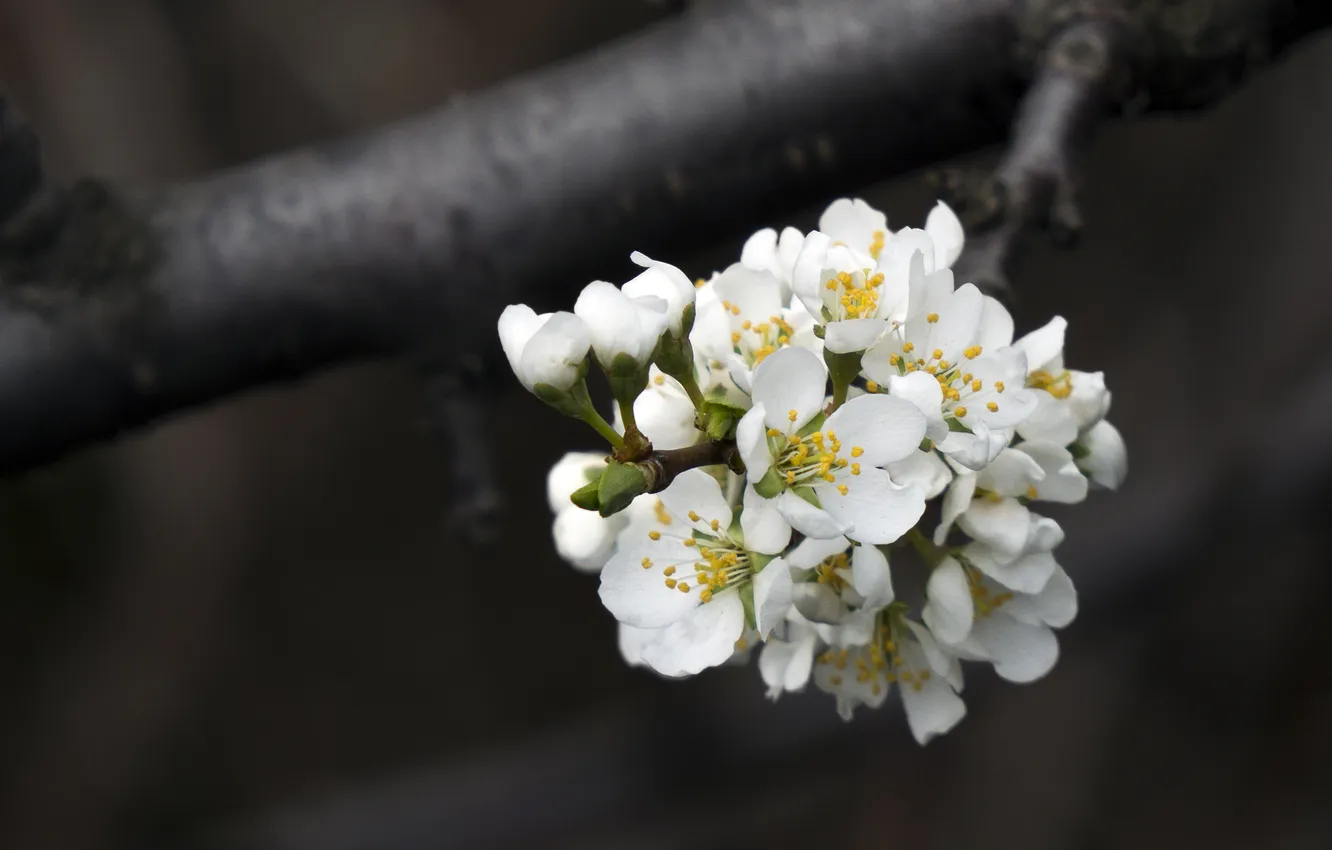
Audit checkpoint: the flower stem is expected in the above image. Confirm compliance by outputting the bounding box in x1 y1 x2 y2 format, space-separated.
830 379 849 412
569 380 625 450
905 526 946 567
823 349 863 414
678 370 708 412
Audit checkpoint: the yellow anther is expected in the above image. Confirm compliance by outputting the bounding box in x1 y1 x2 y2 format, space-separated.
865 380 879 393
851 446 864 457
971 379 983 392
710 519 721 531
683 538 697 547
851 463 861 475
931 348 943 360
902 342 915 353
785 471 796 485
688 510 701 522
825 279 838 291
648 530 662 541
700 589 713 603
937 360 950 370
962 372 973 384
653 374 665 385
837 484 849 496
888 353 902 366
926 312 939 323
788 409 798 422
663 565 677 576
695 277 707 288
995 380 1006 393
964 345 983 359
987 401 999 412
731 332 741 344
677 582 691 593
641 557 653 569
730 304 741 316
869 229 886 259
741 320 752 330
665 578 677 589
654 501 671 524
1027 485 1039 500
822 472 836 483
954 406 968 417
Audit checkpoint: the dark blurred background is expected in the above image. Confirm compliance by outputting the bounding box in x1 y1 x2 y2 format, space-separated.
2 2 1331 849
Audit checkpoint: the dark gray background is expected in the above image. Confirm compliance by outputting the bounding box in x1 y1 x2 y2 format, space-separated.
2 2 1330 848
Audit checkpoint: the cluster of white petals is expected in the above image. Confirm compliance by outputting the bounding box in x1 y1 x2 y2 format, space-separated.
504 197 1126 744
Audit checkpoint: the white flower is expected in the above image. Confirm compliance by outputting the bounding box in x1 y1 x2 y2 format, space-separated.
598 470 793 676
623 252 697 337
816 198 964 272
574 280 668 370
497 305 590 392
691 263 802 393
735 347 928 544
860 272 1039 469
622 369 704 450
1076 419 1128 490
934 447 1077 558
1014 316 1113 445
547 452 645 573
791 233 914 354
785 535 895 624
812 615 966 743
925 548 1078 683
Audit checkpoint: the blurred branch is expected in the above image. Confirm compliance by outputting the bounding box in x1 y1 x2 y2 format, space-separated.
1 0 1329 473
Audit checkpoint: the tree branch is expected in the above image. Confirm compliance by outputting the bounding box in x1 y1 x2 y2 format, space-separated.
1 0 1329 473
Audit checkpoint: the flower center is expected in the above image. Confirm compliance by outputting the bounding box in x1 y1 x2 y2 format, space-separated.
814 552 851 591
640 502 756 604
1027 368 1073 399
823 270 885 320
869 324 997 421
962 562 1013 617
763 425 861 492
723 303 796 368
815 615 933 695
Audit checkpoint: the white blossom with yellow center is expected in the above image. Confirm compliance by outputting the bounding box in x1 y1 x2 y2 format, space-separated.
812 613 967 743
923 549 1078 683
784 534 895 625
691 262 819 394
817 198 965 273
1013 316 1113 446
598 470 793 676
735 347 928 544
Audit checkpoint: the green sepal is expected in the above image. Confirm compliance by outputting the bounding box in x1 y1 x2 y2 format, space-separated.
813 323 826 339
739 582 757 631
753 466 785 499
796 411 828 437
747 551 775 573
1068 442 1091 459
598 460 649 517
824 348 865 392
947 417 974 434
793 485 821 507
607 352 651 411
653 327 695 384
569 480 602 512
532 382 587 418
703 402 742 440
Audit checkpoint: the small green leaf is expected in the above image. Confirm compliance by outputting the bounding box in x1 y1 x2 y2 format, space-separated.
598 460 649 517
753 466 785 498
570 480 602 511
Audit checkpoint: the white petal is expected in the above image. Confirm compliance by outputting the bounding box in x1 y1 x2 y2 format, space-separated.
1003 566 1078 629
886 450 953 500
885 227 936 273
1067 370 1112 432
1014 315 1066 372
599 540 702 628
751 347 828 433
1015 392 1080 445
635 376 701 450
922 557 974 645
957 497 1031 562
753 558 795 637
574 280 666 367
824 318 889 354
963 542 1058 595
1015 441 1089 504
819 197 888 256
1078 420 1128 490
792 582 845 624
640 592 747 676
970 615 1059 683
850 544 894 610
518 312 591 391
735 405 773 479
625 252 696 336
497 304 545 379
617 623 662 671
925 201 964 270
741 484 791 555
934 473 977 545
553 508 623 573
898 636 966 744
786 534 851 571
975 447 1045 497
791 230 834 317
875 371 947 443
825 393 927 467
816 467 925 545
659 469 732 536
1025 514 1066 552
975 295 1015 351
938 421 1009 471
776 490 851 539
758 630 816 699
546 451 605 513
926 283 984 362
714 263 784 325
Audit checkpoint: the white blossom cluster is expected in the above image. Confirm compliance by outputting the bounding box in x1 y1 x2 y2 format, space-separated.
500 197 1126 744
